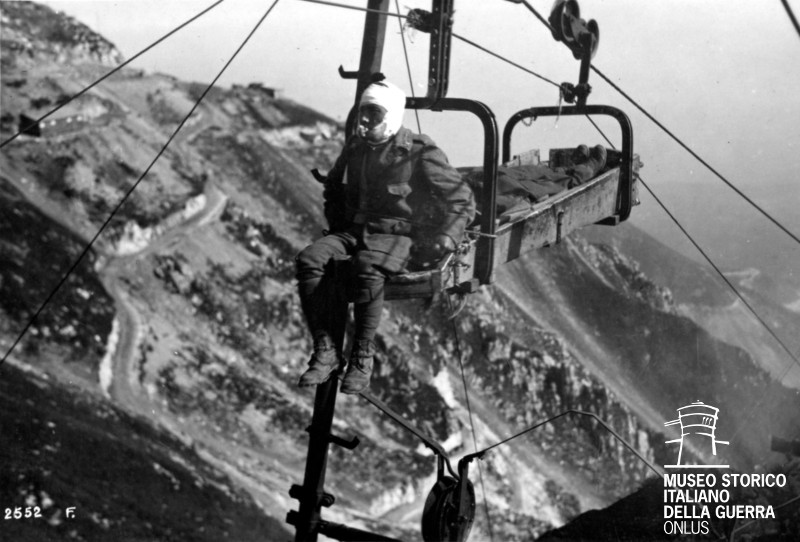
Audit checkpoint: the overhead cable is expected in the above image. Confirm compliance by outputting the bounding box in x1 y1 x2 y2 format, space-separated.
473 409 663 477
0 0 226 149
298 0 405 19
638 177 800 372
453 33 561 89
639 173 800 446
782 0 800 41
517 0 553 30
1 0 283 366
586 120 800 449
472 409 723 539
587 120 800 378
591 66 800 247
298 0 560 90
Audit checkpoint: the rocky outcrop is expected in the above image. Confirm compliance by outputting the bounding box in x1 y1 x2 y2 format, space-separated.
1 2 124 67
109 193 207 255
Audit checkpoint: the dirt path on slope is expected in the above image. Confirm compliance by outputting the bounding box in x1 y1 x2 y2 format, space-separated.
95 183 306 514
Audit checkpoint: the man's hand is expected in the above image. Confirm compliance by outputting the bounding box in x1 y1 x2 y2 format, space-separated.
430 234 456 256
412 234 456 268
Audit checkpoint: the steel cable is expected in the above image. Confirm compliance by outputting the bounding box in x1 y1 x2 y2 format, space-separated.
640 178 800 376
298 0 405 19
452 32 562 89
639 175 800 445
587 118 800 384
585 118 800 475
474 409 663 477
781 0 800 41
447 294 495 542
591 65 800 247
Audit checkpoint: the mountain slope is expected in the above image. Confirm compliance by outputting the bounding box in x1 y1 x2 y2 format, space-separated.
0 361 291 541
584 223 800 388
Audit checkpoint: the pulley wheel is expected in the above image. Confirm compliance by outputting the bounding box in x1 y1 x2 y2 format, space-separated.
549 0 580 42
421 476 476 542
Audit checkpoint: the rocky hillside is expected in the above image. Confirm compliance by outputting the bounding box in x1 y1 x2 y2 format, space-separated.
2 3 798 541
1 1 123 67
584 223 800 390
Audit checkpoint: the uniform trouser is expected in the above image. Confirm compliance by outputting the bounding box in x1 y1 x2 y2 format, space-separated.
295 230 396 346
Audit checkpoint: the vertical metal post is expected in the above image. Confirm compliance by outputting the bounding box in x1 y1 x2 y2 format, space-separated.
292 3 391 539
426 0 455 101
293 381 338 542
291 280 349 542
576 31 593 108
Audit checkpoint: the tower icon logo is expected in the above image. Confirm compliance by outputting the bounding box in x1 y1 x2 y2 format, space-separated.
664 401 730 469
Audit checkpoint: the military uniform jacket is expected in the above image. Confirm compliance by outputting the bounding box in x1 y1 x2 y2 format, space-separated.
324 127 476 268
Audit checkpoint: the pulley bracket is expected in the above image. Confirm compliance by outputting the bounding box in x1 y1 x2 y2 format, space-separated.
549 0 599 107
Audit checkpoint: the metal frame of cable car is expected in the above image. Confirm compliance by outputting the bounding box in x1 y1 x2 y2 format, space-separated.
287 1 634 540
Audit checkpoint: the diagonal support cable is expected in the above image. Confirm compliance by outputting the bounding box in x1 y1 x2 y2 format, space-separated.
586 118 800 379
781 0 800 41
587 118 800 453
638 178 800 374
471 409 663 477
640 177 800 445
591 66 800 247
298 0 405 19
1 0 283 366
1 0 227 149
453 32 561 89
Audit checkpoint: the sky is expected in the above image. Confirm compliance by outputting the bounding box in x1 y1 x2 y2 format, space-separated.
32 1 800 320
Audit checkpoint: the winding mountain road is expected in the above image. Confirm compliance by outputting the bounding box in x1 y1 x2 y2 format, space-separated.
101 180 227 415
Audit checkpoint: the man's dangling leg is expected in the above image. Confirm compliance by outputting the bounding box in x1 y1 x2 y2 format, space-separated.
294 235 352 387
341 253 386 395
353 295 383 345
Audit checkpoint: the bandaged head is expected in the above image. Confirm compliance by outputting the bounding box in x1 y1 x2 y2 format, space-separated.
357 80 406 144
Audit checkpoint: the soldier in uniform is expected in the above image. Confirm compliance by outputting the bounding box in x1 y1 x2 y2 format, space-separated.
295 78 475 394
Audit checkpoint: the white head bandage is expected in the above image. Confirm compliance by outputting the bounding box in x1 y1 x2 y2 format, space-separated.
359 80 406 140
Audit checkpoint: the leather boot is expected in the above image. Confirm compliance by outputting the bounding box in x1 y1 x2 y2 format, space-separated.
571 144 590 163
340 339 375 395
298 332 343 387
588 144 607 171
568 144 608 187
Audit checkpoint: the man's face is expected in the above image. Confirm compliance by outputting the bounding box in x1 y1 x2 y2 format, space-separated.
357 104 390 144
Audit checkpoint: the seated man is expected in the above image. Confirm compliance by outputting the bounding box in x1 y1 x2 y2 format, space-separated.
295 78 475 394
